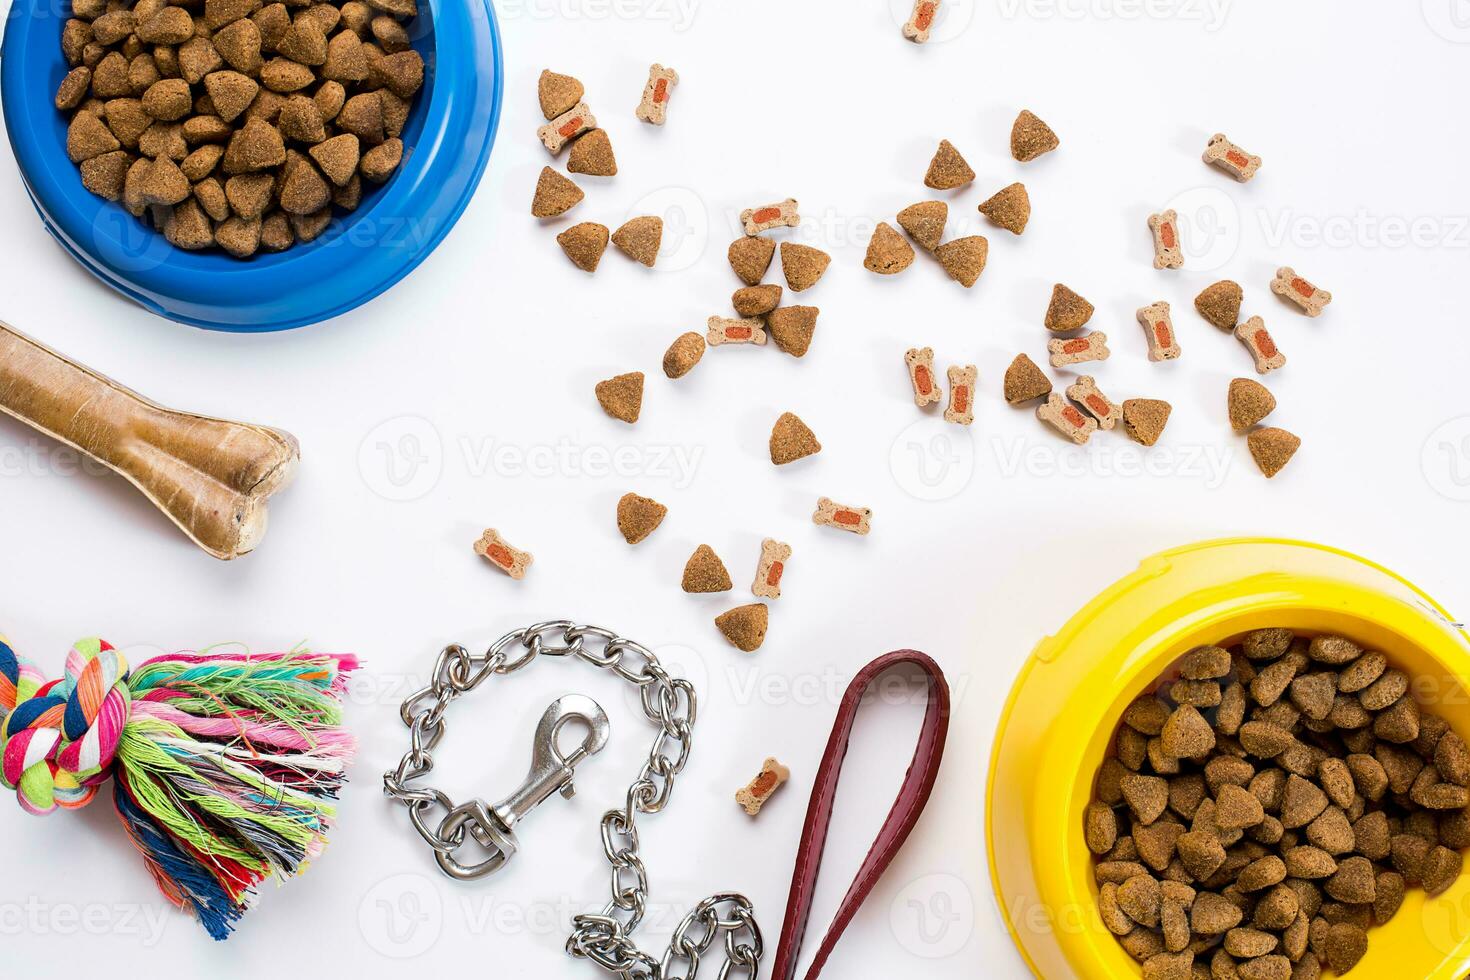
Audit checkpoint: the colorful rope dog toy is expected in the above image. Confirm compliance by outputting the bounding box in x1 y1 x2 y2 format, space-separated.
0 634 357 939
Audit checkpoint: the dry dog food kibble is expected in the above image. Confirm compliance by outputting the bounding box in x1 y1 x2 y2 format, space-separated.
1228 378 1276 432
736 758 790 815
1067 376 1121 430
751 539 791 599
612 216 663 266
537 102 596 154
979 182 1031 235
935 236 989 287
1148 209 1184 270
781 242 831 292
944 365 977 425
906 347 944 407
663 332 706 378
1004 353 1053 405
1247 427 1300 478
708 315 767 347
557 222 610 271
616 492 667 544
865 222 917 274
1011 109 1060 162
902 0 941 42
741 198 800 236
1271 267 1333 317
532 167 583 217
1136 302 1182 362
715 603 768 652
897 200 947 251
1049 331 1111 368
567 128 617 176
924 139 975 190
733 284 783 316
682 544 733 593
813 497 871 535
1203 133 1262 182
767 306 819 357
635 63 678 125
1037 392 1097 445
1046 284 1096 332
473 529 533 580
1196 280 1244 331
1236 316 1286 374
1121 398 1171 446
729 235 777 285
769 412 821 465
1088 629 1465 976
595 371 644 423
538 69 584 119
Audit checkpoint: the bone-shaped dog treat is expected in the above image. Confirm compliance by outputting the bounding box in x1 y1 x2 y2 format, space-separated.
813 497 871 535
1271 267 1332 317
944 364 977 425
903 0 941 42
1235 316 1285 373
1148 209 1184 270
1066 376 1121 430
740 198 800 236
1137 301 1182 361
735 757 790 816
1048 331 1110 368
1203 133 1261 182
707 315 767 346
0 322 298 561
635 64 678 125
473 528 534 579
752 538 791 599
537 102 596 155
905 347 943 407
1037 392 1098 445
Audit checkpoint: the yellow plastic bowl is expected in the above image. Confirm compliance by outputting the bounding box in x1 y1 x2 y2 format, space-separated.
987 537 1470 979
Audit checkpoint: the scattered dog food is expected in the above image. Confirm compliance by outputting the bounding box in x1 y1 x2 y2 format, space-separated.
532 167 583 217
1195 280 1244 331
595 371 644 423
813 497 871 535
979 183 1031 235
1148 209 1184 270
897 200 947 251
733 284 783 316
902 0 941 42
935 236 989 287
557 222 610 271
708 315 767 347
781 242 832 292
1235 316 1286 374
924 139 975 190
906 347 944 407
770 412 822 465
865 222 917 274
1011 109 1060 162
729 235 778 285
662 331 706 379
1271 267 1333 317
752 539 791 599
944 365 977 425
538 102 596 154
1228 378 1276 431
1247 427 1300 478
539 69 584 119
635 63 678 125
1121 398 1171 446
1067 376 1121 430
1137 302 1182 361
741 198 800 236
567 128 617 176
1004 353 1053 405
1045 284 1096 332
1037 392 1097 445
1049 331 1111 368
1203 132 1262 182
617 492 667 544
473 529 533 580
612 215 663 266
767 306 818 357
736 757 790 815
683 544 733 593
716 603 768 652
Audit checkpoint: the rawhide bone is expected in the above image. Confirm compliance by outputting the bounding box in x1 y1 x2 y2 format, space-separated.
707 316 767 346
752 538 791 599
905 347 943 407
1235 315 1286 373
812 497 871 535
1147 209 1184 269
1136 301 1182 361
538 102 596 154
0 321 297 561
1271 266 1332 316
1203 133 1261 182
636 64 679 125
741 198 800 236
944 365 976 425
903 0 941 42
1047 330 1110 368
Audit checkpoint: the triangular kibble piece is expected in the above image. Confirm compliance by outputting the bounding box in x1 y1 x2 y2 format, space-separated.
1196 280 1244 331
532 166 583 217
935 236 988 287
780 242 830 292
309 133 360 187
595 371 644 423
769 412 821 465
617 493 667 544
1004 354 1051 405
864 221 915 275
682 544 733 593
567 128 617 176
1228 378 1276 432
1011 109 1059 162
897 200 947 251
556 222 609 271
1122 399 1172 447
538 69 584 120
715 603 768 652
767 306 818 358
612 215 662 266
978 182 1031 235
662 332 705 379
1247 427 1300 478
924 139 975 190
729 235 776 285
1045 283 1095 332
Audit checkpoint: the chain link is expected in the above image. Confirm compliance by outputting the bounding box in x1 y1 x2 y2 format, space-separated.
383 622 761 979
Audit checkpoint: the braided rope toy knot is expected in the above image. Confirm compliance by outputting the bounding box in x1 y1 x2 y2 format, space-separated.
0 635 131 814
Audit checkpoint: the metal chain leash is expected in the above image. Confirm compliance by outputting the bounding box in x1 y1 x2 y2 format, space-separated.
383 621 763 980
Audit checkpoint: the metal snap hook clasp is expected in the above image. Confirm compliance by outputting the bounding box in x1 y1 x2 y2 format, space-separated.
435 694 610 881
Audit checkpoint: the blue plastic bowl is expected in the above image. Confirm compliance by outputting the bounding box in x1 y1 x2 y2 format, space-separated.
1 0 502 331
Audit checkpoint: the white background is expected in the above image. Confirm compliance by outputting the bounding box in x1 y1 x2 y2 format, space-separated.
3 0 1470 976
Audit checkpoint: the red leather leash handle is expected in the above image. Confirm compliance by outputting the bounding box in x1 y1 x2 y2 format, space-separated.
769 649 951 980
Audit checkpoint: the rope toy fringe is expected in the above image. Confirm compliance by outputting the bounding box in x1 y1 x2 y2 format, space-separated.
0 634 357 939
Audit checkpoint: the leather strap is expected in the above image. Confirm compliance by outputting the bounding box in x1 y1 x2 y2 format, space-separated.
770 649 950 980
